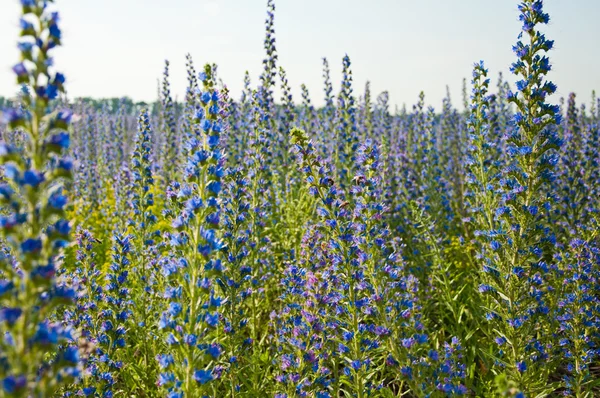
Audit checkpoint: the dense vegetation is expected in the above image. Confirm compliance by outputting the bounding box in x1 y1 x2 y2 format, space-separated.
0 0 598 397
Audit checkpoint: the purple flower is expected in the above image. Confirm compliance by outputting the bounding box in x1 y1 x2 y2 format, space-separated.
12 63 27 77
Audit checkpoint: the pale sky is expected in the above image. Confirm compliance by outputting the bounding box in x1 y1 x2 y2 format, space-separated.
0 0 599 110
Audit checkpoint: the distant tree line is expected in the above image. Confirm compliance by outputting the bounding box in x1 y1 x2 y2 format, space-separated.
0 95 185 118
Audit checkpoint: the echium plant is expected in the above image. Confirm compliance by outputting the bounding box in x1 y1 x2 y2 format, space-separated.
126 109 161 390
553 238 600 397
184 54 200 135
231 71 253 163
73 110 98 217
288 128 391 397
401 92 426 210
465 61 498 242
275 128 343 398
111 99 131 221
273 228 336 398
0 0 81 395
82 232 133 397
218 165 253 395
114 97 128 169
555 93 587 230
479 1 562 394
234 92 277 376
373 91 395 209
300 84 318 139
158 65 226 397
464 63 505 337
335 55 358 194
418 105 453 229
580 122 599 219
258 0 278 118
441 86 465 222
161 60 178 184
358 81 373 139
276 67 294 194
61 228 101 396
462 78 469 114
63 228 100 344
320 57 335 147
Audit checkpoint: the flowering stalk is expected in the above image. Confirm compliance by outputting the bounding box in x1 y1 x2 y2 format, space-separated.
161 60 178 184
300 84 318 139
128 109 160 389
320 57 335 139
277 67 295 195
244 91 275 352
0 0 79 395
159 65 226 397
258 0 278 119
83 233 133 396
466 61 498 237
359 81 373 140
63 228 101 396
554 238 600 397
335 55 358 194
219 166 253 396
290 128 383 397
480 1 562 393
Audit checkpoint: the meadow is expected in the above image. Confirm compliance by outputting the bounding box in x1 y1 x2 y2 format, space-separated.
0 0 599 397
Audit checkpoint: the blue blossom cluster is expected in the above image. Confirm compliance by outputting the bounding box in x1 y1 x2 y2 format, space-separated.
0 0 79 395
157 65 227 397
161 60 179 182
80 233 132 397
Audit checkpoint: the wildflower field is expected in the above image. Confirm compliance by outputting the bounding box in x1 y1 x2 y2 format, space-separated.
0 0 599 397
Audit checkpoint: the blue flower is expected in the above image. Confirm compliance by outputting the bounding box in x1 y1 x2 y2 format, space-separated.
21 238 42 254
48 191 68 210
158 372 175 386
22 170 45 187
0 280 14 296
428 350 439 361
193 369 213 385
157 354 174 369
205 312 219 327
206 344 221 358
478 284 495 293
168 302 182 317
184 334 197 346
2 375 26 393
47 132 70 149
54 72 65 85
0 308 23 326
49 23 61 39
201 91 211 104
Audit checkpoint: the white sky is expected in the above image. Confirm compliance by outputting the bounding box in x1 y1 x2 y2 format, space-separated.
0 0 599 110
